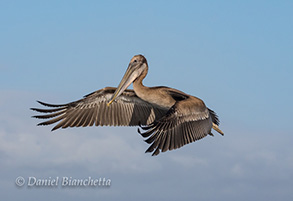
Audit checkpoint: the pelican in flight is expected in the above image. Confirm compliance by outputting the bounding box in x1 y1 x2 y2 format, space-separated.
31 55 224 156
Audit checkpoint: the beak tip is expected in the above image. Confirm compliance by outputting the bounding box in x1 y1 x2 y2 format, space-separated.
107 100 113 107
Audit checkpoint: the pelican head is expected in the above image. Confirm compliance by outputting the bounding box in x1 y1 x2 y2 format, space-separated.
107 55 148 106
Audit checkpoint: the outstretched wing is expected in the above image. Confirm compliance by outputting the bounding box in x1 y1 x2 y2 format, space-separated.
139 96 216 156
31 87 168 131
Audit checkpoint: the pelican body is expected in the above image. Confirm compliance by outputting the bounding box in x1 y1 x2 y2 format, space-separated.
32 55 224 156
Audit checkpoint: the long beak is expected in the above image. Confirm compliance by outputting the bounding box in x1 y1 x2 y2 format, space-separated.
107 65 138 106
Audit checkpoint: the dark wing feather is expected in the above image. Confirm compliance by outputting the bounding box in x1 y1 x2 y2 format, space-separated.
139 97 213 156
31 87 168 131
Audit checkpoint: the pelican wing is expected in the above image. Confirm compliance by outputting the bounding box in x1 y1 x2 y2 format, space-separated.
31 87 167 131
139 97 215 156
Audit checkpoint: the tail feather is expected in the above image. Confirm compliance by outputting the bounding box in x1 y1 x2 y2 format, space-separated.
212 123 224 135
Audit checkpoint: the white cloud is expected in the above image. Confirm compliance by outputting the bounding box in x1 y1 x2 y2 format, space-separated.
231 163 245 177
0 126 162 174
168 153 208 168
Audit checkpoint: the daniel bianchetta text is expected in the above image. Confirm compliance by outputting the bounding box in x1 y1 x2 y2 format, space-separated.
15 176 111 187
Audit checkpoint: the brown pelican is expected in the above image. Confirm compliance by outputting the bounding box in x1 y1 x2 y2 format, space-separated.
31 55 224 156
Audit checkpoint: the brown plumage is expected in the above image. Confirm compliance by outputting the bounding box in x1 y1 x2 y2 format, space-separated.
31 55 224 156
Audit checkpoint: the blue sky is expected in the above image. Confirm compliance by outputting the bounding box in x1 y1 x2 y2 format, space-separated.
1 0 293 200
